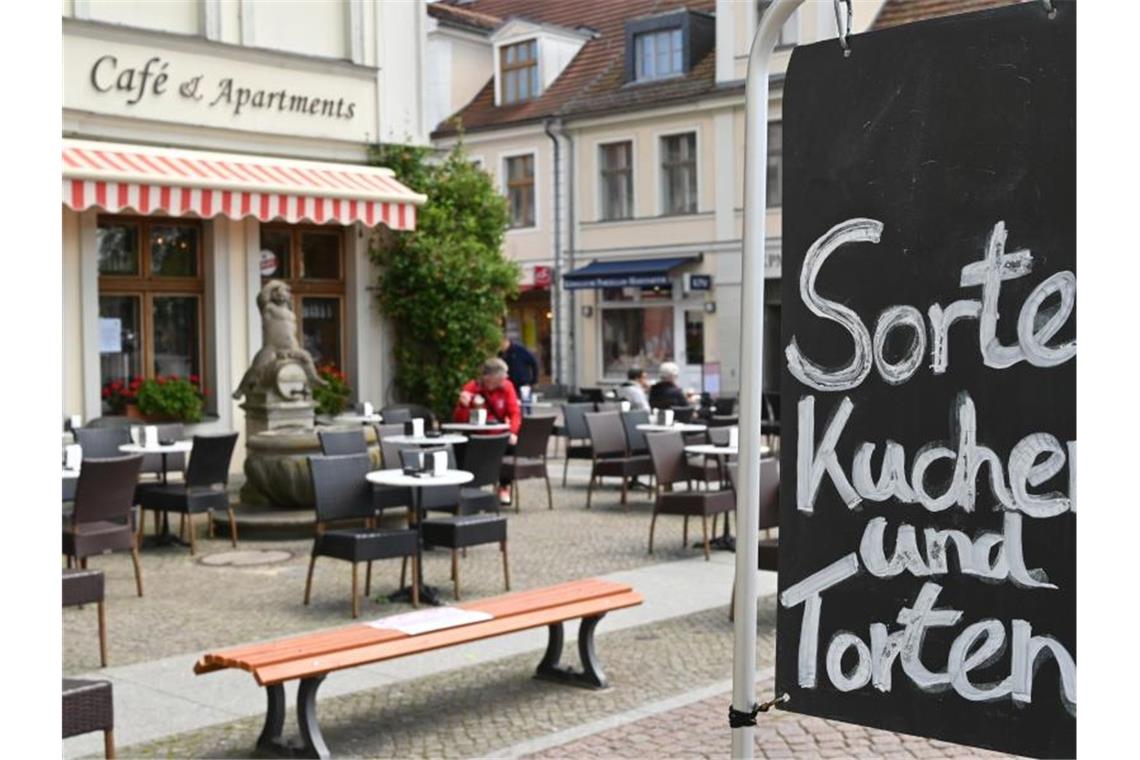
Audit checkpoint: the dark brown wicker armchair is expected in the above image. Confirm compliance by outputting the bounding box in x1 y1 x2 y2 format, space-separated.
500 415 555 511
583 412 653 510
645 431 734 560
63 455 144 597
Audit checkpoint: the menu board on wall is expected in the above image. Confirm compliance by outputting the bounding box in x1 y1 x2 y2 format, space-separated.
776 3 1075 757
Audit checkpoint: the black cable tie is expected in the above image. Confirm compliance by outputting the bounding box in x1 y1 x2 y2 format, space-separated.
728 693 789 728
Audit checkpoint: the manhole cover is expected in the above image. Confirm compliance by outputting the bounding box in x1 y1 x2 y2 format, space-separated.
198 549 293 567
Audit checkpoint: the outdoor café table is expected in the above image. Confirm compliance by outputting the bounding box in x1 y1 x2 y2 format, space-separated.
440 421 511 433
635 422 708 434
681 443 773 551
333 412 384 425
120 440 193 547
382 433 468 446
365 468 474 606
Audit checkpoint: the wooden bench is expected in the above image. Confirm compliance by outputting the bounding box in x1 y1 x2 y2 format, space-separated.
194 578 642 758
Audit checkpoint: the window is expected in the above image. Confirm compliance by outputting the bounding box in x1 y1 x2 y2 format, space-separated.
767 121 782 208
505 154 536 228
500 40 539 104
684 310 705 365
602 306 674 377
660 132 697 215
259 225 345 369
599 141 633 220
97 216 204 410
634 28 683 81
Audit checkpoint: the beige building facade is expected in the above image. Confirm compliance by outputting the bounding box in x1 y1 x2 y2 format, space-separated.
430 0 887 395
62 0 429 471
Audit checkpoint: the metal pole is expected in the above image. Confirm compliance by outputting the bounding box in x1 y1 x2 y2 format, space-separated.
733 1 804 757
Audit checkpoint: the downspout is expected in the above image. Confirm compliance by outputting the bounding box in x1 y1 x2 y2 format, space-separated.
543 118 564 387
566 128 576 389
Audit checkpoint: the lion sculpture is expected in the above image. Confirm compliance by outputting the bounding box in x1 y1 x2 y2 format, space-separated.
233 280 327 400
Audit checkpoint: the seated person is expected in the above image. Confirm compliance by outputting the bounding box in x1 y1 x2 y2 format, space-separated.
617 367 651 411
453 358 522 504
648 361 692 410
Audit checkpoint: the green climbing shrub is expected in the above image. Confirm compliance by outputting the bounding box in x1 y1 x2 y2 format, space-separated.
368 140 517 420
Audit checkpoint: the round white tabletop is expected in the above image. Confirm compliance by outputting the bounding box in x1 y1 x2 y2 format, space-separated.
684 443 770 457
366 469 474 488
120 440 194 455
441 422 511 433
62 468 80 479
637 423 708 433
333 413 384 424
521 401 554 408
383 433 468 446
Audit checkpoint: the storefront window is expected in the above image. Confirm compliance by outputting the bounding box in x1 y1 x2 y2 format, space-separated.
602 306 674 376
97 215 204 413
260 224 345 370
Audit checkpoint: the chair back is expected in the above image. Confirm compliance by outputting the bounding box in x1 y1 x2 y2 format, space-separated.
460 433 511 488
727 459 780 530
671 406 695 423
708 415 739 428
380 407 412 424
73 455 143 524
318 428 368 456
620 410 650 454
579 387 605 403
75 427 130 459
714 397 738 416
397 444 457 470
514 416 555 459
561 402 593 439
645 431 686 486
309 454 374 523
584 412 627 458
141 423 187 474
185 433 238 488
708 426 731 446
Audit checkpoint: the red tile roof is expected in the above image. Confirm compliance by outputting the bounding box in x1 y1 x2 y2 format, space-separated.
871 0 1026 30
432 0 720 137
427 1 501 33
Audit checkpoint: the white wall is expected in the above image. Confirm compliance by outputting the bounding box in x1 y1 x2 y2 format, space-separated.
79 0 201 35
244 0 348 58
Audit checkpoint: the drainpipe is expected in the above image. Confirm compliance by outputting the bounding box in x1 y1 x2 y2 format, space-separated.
566 128 577 389
543 118 564 388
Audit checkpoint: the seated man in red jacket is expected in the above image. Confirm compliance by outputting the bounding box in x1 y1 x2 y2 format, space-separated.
453 358 521 504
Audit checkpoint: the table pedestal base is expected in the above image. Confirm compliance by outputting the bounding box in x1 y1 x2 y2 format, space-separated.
141 512 190 549
386 583 444 607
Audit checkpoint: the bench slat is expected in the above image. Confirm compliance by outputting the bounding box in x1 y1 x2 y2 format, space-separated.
252 591 643 685
195 579 631 676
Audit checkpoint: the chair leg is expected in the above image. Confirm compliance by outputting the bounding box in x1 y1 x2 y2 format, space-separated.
712 514 718 536
351 563 359 619
97 600 108 668
129 545 143 597
187 513 197 556
153 510 160 537
586 467 596 510
450 549 457 580
648 513 658 555
179 513 186 539
208 510 215 538
66 554 73 569
562 452 570 487
136 510 145 545
620 476 628 509
365 561 373 597
702 514 710 561
453 550 461 601
228 506 239 547
80 557 88 570
514 480 520 513
104 728 115 759
400 556 407 589
411 555 419 608
545 472 553 510
303 555 316 605
683 515 689 545
501 540 510 591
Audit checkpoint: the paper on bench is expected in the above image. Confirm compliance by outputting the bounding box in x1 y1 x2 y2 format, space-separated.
367 606 493 635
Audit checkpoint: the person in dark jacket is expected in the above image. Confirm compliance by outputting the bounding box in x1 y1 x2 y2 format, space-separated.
648 361 691 410
498 336 540 393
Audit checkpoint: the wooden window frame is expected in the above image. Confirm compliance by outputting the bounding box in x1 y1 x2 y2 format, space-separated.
500 39 539 105
599 141 633 221
259 223 347 370
660 132 697 215
96 214 206 388
634 28 683 81
505 155 536 229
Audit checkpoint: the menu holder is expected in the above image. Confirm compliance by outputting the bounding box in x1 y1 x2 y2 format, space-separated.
142 425 159 448
130 425 142 445
64 444 82 471
472 408 487 426
620 400 631 412
358 401 374 417
728 426 739 449
411 417 425 437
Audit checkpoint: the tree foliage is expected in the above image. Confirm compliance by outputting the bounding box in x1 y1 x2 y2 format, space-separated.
368 141 517 419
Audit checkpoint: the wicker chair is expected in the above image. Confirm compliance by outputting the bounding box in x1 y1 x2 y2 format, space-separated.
305 453 420 616
559 402 595 486
63 456 144 597
63 568 107 667
583 412 653 510
62 679 114 758
318 428 368 455
645 431 734 560
501 416 555 511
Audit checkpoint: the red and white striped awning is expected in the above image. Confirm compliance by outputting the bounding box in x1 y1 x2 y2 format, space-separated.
62 139 425 230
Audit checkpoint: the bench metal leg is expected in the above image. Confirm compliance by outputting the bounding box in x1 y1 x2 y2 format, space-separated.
534 615 609 689
254 676 329 759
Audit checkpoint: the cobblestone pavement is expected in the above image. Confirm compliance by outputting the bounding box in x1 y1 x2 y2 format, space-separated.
65 468 696 673
526 676 1016 760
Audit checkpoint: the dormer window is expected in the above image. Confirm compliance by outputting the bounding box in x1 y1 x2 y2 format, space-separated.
634 28 683 81
500 40 539 104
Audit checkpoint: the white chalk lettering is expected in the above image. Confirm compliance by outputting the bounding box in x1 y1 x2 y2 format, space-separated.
948 620 1013 701
797 395 862 513
827 632 873 691
873 305 927 385
1018 271 1077 367
780 554 860 687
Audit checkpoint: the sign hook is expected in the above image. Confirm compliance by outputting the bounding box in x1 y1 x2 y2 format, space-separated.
1041 0 1058 19
833 0 854 57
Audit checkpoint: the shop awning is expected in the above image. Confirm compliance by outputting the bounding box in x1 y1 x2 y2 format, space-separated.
562 256 700 290
62 139 426 230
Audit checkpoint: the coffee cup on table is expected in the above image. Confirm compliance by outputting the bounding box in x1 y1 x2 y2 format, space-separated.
431 450 447 475
663 409 674 426
65 444 82 471
130 426 142 445
620 400 631 412
143 425 159 448
411 417 425 437
473 408 487 425
729 426 739 449
359 401 374 417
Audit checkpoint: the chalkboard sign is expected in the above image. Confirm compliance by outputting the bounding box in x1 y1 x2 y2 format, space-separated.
776 3 1075 758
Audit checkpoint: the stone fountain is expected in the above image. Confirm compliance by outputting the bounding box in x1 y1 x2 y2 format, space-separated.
233 280 379 515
